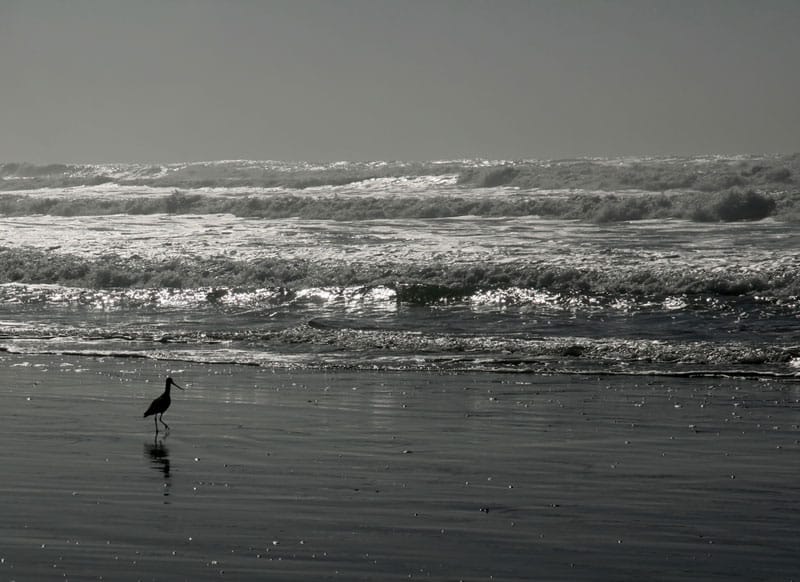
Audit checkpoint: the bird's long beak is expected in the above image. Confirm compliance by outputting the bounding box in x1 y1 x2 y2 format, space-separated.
174 383 185 390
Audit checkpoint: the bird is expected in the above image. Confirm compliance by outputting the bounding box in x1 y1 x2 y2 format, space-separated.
143 377 184 433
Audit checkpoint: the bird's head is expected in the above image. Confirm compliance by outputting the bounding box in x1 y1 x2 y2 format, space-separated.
166 377 184 390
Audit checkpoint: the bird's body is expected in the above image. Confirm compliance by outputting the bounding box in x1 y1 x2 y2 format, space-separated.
144 377 183 432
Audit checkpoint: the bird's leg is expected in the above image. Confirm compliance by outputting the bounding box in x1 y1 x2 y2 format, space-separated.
159 414 170 431
154 416 159 433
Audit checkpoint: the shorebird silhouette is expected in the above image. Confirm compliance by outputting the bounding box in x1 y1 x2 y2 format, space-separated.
143 377 184 433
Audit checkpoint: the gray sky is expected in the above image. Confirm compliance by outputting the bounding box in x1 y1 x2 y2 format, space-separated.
1 0 798 163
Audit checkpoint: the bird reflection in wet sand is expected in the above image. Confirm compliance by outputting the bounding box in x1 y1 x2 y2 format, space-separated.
145 436 171 497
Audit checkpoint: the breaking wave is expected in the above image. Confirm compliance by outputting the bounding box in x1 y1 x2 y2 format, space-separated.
1 251 798 306
1 155 799 223
0 189 792 223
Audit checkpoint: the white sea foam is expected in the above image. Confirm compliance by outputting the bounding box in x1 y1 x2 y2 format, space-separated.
1 155 798 375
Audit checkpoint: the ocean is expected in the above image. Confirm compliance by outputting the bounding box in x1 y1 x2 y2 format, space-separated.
1 155 798 378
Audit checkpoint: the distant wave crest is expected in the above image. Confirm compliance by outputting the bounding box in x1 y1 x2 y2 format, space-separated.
2 155 799 222
3 155 798 193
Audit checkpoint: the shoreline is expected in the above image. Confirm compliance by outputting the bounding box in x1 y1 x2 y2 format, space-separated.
3 344 799 382
2 353 799 580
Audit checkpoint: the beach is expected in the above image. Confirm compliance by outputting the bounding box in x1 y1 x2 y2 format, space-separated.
1 353 798 581
3 2 800 579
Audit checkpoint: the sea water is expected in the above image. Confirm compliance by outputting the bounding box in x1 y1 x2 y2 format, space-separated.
0 156 798 377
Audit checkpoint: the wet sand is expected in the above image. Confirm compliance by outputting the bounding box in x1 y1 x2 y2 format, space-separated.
1 354 798 581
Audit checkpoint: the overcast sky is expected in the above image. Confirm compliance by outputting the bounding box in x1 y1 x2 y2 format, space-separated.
1 0 798 163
